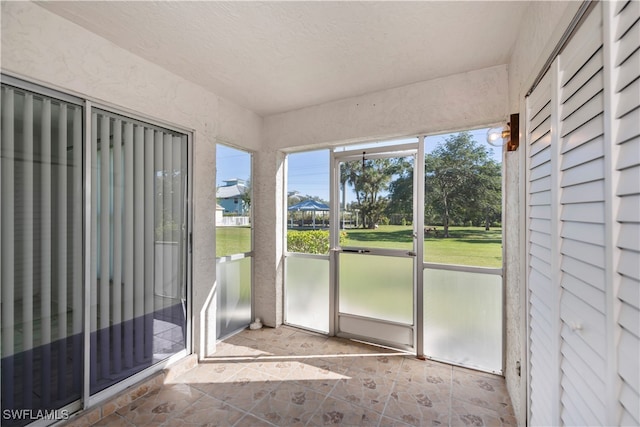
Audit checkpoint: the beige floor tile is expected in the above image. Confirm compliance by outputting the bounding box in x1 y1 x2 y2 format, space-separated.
116 384 203 426
378 415 415 427
177 361 248 386
382 380 450 426
451 369 512 418
91 413 134 427
234 414 277 427
306 396 382 426
268 331 329 356
117 327 517 427
212 337 272 358
328 368 395 413
450 398 516 427
250 381 327 426
282 358 350 395
396 357 453 387
164 394 246 426
195 368 281 412
347 354 405 380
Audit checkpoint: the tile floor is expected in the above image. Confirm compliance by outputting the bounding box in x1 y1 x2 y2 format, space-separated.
98 326 516 426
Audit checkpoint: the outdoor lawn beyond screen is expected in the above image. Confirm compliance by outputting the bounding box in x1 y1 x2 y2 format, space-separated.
423 130 502 267
283 132 503 266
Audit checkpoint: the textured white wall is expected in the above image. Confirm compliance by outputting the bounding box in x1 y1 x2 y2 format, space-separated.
505 2 581 425
1 1 262 359
265 65 509 150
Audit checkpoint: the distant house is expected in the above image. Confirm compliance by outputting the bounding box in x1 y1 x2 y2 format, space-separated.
216 178 249 215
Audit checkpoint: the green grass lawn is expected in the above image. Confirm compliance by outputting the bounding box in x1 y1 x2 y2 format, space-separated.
343 225 502 268
218 225 502 268
216 226 252 257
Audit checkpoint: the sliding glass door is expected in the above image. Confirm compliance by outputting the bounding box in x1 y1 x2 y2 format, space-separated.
1 80 190 425
90 109 188 393
1 84 84 423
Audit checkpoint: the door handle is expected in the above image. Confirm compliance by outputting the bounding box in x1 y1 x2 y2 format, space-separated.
342 249 371 254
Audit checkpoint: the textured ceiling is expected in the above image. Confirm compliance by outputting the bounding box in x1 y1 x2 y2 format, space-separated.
39 1 529 116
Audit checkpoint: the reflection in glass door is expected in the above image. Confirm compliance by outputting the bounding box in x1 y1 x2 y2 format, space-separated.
332 143 418 350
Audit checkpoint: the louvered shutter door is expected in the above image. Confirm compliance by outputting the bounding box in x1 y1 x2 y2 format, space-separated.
526 70 555 427
557 6 608 425
612 1 640 425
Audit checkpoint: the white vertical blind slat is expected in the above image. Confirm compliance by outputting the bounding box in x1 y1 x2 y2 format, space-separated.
72 105 83 391
143 129 154 359
163 133 174 300
56 104 68 397
0 87 12 408
134 125 145 364
123 121 134 369
112 118 123 374
20 92 34 407
90 111 98 386
154 131 164 304
99 114 110 378
22 93 34 356
40 98 52 405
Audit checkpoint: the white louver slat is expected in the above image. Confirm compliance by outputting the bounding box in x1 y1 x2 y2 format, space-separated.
526 69 556 427
557 4 607 425
612 1 640 425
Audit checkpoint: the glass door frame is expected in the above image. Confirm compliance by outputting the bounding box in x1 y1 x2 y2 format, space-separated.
0 74 193 419
329 139 425 353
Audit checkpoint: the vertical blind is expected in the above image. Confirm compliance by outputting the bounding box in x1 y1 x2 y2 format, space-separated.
90 109 188 393
1 83 189 424
1 85 83 419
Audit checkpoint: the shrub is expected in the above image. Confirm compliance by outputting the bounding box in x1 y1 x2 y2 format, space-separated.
287 230 347 254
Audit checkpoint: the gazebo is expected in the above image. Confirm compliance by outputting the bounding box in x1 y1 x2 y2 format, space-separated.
287 200 329 229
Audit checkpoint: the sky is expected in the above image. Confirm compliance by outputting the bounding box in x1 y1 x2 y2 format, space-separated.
216 127 503 202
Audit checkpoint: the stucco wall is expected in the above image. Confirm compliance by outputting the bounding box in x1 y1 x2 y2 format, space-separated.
1 1 262 359
265 65 509 150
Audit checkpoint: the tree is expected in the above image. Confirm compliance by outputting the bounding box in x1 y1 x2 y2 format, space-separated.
386 157 413 223
340 158 398 228
423 132 501 237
